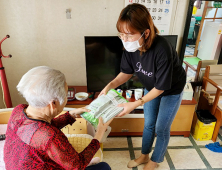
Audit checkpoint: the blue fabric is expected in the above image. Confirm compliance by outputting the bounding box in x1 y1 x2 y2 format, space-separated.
205 142 222 153
85 162 111 170
141 89 183 163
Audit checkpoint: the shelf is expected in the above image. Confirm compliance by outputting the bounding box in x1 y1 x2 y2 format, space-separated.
66 86 197 137
67 86 197 106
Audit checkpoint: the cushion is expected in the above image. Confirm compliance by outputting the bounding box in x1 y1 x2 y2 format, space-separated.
0 140 5 170
0 124 7 134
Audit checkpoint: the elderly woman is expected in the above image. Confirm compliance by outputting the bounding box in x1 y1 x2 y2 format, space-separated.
4 66 111 170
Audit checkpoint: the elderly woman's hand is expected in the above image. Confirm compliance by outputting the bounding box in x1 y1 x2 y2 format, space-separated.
69 107 90 118
93 117 113 142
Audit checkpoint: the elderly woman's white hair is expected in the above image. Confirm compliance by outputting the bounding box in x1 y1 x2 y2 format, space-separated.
17 66 67 108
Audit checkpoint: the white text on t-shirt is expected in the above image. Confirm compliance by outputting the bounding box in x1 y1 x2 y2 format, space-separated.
135 62 153 77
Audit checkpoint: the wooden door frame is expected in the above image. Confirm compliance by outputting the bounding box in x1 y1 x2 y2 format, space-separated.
179 0 222 65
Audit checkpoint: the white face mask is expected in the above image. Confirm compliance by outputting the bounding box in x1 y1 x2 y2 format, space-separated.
121 32 145 52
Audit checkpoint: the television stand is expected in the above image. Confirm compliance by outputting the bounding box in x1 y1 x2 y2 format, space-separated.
66 86 197 137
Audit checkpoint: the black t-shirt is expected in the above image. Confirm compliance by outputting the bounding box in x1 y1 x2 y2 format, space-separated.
120 35 186 96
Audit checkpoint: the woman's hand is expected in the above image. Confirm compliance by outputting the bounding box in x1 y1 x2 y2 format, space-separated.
94 117 113 142
97 117 113 132
117 102 139 117
69 107 90 118
98 73 133 97
98 85 111 97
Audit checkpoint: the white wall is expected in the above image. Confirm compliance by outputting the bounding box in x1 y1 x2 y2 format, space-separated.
0 0 189 107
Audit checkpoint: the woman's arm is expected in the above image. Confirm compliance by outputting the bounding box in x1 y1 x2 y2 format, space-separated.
117 87 164 117
99 72 133 96
137 87 164 106
46 132 100 170
110 72 133 88
51 112 75 129
51 108 89 129
47 116 112 169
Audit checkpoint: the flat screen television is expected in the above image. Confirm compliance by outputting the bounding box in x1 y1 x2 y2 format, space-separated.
85 35 178 93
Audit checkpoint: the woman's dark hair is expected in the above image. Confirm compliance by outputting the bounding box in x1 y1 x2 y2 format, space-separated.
116 3 159 52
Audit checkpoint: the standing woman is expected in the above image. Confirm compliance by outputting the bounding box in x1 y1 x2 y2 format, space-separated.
99 3 186 170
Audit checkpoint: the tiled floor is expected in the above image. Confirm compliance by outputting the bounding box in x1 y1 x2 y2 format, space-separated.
103 128 222 170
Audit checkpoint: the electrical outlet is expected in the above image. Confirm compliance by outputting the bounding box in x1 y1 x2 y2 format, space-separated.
66 9 71 19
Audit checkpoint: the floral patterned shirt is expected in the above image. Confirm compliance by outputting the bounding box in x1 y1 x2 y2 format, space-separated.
4 104 100 170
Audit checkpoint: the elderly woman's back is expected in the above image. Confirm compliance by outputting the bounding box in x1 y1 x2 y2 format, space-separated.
4 104 100 169
4 66 111 170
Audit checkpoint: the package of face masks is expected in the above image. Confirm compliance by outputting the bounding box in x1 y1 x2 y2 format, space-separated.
81 89 128 128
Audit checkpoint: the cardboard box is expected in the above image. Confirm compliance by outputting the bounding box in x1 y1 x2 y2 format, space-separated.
182 83 193 101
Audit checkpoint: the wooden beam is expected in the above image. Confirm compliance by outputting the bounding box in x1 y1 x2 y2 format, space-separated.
205 17 222 20
211 109 222 142
195 60 202 82
213 8 218 22
194 1 209 56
